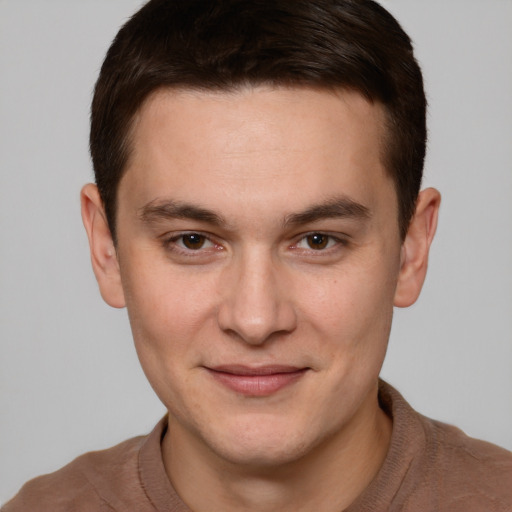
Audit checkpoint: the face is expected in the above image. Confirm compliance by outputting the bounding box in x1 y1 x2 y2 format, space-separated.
107 87 404 467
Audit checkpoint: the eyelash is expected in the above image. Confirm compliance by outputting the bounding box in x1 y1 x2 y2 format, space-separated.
290 233 346 253
161 232 222 257
160 231 348 258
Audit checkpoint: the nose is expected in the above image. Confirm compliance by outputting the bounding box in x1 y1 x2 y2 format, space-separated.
217 250 297 345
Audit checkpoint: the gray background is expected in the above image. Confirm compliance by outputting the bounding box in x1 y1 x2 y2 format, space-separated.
1 0 511 504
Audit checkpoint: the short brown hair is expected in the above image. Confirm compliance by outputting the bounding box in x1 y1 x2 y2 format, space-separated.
90 0 426 241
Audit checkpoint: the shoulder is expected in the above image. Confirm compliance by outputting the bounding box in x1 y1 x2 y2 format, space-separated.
424 419 512 480
376 381 512 511
429 416 512 469
2 434 149 512
424 417 512 507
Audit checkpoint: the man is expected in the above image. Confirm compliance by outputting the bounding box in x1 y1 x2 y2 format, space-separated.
3 0 511 510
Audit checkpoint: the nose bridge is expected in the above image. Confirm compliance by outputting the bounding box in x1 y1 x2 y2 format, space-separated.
217 245 296 345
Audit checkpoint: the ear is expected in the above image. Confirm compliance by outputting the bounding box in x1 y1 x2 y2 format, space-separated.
394 187 441 308
81 184 126 308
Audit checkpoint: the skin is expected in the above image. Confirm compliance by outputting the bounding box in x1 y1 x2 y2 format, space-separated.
82 86 440 511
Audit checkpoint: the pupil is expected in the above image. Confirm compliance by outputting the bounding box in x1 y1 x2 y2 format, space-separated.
308 234 328 250
183 234 204 249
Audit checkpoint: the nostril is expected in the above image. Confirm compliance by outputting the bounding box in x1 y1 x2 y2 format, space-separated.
217 300 297 346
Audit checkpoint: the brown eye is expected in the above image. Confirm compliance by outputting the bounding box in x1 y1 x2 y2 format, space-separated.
182 233 206 250
306 233 329 250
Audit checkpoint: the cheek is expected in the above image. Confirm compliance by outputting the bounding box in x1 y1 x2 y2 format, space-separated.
296 257 398 357
119 256 218 359
119 259 220 410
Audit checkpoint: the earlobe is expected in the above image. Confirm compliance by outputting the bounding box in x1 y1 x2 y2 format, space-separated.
394 187 441 308
80 184 126 308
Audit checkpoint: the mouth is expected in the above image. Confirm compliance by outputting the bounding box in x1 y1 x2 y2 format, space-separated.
205 365 309 396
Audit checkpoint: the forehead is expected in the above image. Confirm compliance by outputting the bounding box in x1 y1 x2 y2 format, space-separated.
131 86 385 155
120 86 394 226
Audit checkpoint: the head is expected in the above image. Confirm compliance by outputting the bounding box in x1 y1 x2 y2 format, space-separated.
90 0 427 243
82 0 440 475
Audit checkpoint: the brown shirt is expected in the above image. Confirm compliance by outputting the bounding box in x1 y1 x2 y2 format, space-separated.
3 382 512 511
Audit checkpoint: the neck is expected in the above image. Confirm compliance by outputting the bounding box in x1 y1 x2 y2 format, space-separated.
162 386 392 512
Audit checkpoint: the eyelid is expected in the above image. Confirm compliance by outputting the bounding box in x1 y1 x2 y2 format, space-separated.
161 230 224 255
290 231 349 252
159 230 349 259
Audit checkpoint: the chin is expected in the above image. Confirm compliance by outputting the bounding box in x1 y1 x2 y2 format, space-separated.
199 414 326 469
215 438 310 469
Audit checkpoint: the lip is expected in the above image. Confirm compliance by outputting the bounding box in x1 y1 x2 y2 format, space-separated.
205 365 308 396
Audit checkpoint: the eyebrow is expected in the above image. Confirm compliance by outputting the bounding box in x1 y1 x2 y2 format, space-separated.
139 196 370 228
139 199 226 226
284 196 371 226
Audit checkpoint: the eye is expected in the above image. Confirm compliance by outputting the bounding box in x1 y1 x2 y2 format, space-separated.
160 231 224 263
306 233 329 250
175 233 214 250
177 233 208 250
295 233 338 251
